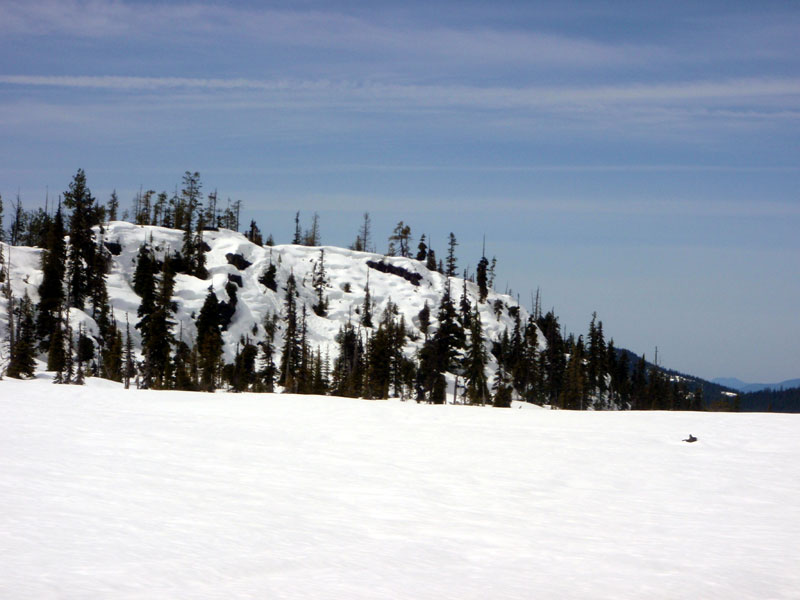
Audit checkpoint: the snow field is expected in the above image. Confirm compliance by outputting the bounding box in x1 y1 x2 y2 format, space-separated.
1 376 799 599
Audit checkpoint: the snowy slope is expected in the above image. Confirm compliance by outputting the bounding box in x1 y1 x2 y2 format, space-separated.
2 222 539 379
1 376 799 599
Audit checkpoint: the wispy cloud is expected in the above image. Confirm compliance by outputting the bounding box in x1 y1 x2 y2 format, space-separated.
0 0 653 69
3 75 798 110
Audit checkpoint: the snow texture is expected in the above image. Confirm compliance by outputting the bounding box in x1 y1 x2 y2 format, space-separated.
1 376 799 599
1 222 540 382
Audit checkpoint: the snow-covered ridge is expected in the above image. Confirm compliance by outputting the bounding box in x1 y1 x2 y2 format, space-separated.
2 221 538 370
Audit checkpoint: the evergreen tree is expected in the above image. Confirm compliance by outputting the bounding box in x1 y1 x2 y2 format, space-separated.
142 257 177 389
492 365 513 408
123 315 135 389
232 338 259 392
36 203 66 352
476 255 489 303
246 220 263 246
361 279 373 328
416 234 428 261
196 289 223 391
47 309 67 375
426 248 437 272
63 169 97 309
389 221 412 257
6 292 36 379
292 211 302 245
630 354 648 410
464 306 489 405
446 232 458 277
312 249 328 316
279 272 301 392
418 301 431 340
304 212 321 246
102 319 123 382
333 321 365 398
259 259 278 292
106 190 119 221
352 212 372 252
560 336 586 410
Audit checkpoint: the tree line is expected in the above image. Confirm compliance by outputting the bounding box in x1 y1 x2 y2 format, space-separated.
1 169 704 411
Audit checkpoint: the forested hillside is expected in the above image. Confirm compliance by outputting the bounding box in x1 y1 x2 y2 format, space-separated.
1 169 706 410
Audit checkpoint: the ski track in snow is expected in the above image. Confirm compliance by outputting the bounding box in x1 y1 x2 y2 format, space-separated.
1 376 799 599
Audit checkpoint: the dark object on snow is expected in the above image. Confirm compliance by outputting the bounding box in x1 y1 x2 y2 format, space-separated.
366 260 423 286
104 241 122 256
198 240 211 253
226 252 252 271
683 434 698 443
228 273 243 288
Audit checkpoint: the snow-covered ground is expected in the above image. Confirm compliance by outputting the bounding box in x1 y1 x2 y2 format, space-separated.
1 376 799 599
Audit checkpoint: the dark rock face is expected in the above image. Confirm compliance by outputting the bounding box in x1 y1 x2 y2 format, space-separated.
226 253 252 271
104 241 122 256
367 260 423 286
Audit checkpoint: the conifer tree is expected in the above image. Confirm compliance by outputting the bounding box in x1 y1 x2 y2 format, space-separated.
464 306 488 405
426 248 437 272
106 190 119 223
36 203 66 351
142 257 176 389
292 212 302 245
418 301 431 340
63 169 97 309
476 255 489 303
492 365 513 408
48 309 67 376
312 249 328 316
102 319 123 382
361 278 373 328
416 234 428 261
333 321 364 398
279 272 301 391
389 221 412 257
123 315 134 389
6 292 36 379
196 289 223 391
446 232 458 277
259 257 278 292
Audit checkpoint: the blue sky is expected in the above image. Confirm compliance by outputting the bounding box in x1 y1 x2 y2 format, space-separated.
1 0 798 382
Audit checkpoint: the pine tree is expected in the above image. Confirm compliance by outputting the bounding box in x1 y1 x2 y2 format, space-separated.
292 211 302 245
47 309 67 376
142 257 177 389
361 278 373 328
123 315 135 389
312 249 328 316
446 232 458 277
36 203 66 352
63 169 97 309
426 248 437 272
389 221 412 257
304 212 321 246
416 234 428 261
417 301 431 340
279 272 301 391
6 292 36 378
464 306 488 405
259 259 278 292
476 255 489 303
196 289 223 391
352 212 371 252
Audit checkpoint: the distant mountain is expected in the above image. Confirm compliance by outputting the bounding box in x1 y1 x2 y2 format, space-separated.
712 377 800 393
737 386 800 413
616 349 738 407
